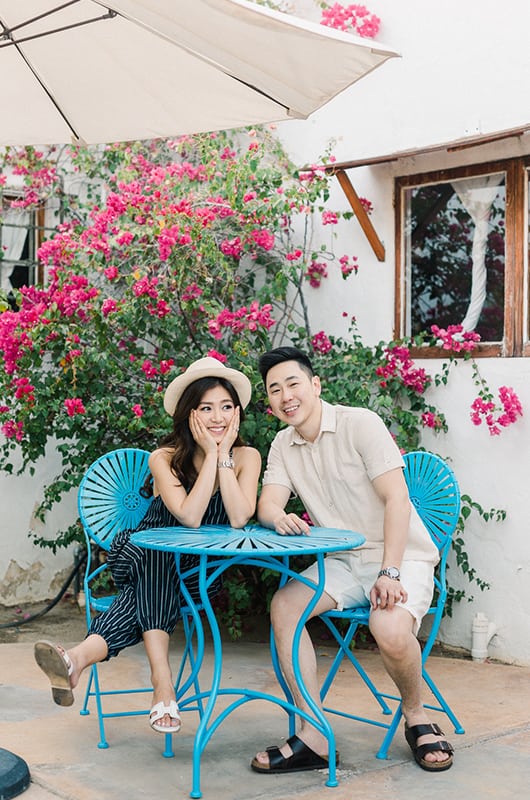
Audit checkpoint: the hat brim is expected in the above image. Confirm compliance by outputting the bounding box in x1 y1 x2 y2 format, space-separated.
163 361 252 416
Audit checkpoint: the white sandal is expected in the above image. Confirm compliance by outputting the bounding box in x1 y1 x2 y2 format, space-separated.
34 640 74 706
149 700 181 733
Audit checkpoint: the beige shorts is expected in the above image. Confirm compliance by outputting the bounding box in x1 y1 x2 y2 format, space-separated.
300 552 434 635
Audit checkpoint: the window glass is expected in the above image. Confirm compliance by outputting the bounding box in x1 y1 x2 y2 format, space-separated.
0 201 39 306
404 173 506 342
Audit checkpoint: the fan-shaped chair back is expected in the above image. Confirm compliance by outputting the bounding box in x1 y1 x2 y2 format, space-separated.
403 451 460 551
77 448 152 551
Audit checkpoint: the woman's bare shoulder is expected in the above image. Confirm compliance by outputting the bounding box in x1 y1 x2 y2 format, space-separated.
235 445 262 465
148 447 173 467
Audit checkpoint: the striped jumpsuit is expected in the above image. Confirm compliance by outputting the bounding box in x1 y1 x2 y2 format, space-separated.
89 491 226 658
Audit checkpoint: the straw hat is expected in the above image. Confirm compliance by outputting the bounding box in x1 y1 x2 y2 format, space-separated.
163 357 252 415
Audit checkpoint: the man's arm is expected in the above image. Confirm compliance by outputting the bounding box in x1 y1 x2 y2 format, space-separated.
258 483 311 535
370 467 411 610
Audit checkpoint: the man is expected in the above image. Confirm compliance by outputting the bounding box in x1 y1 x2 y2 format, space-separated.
251 347 454 775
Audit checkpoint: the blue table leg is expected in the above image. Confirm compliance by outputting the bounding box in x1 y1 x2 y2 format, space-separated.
183 555 224 799
270 552 338 786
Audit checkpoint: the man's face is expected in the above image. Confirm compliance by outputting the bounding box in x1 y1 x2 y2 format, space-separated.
265 359 321 427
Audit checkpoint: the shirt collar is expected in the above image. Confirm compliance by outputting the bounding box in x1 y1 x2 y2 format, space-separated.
290 400 337 445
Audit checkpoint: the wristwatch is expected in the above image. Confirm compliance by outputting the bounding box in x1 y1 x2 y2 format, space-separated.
218 457 234 469
377 566 401 580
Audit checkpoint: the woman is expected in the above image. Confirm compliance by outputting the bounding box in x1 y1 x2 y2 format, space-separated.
34 356 261 734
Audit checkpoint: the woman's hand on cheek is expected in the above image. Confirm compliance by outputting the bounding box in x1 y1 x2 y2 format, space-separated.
218 407 240 456
189 410 217 455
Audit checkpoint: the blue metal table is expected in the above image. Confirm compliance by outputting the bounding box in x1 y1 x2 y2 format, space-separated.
130 523 365 798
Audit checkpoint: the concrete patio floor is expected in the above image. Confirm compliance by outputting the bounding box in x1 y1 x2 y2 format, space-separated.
1 609 529 800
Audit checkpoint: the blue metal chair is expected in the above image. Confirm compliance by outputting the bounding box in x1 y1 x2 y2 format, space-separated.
77 447 203 756
319 450 465 758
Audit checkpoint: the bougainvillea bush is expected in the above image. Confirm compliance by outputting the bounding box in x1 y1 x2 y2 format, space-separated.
0 130 453 546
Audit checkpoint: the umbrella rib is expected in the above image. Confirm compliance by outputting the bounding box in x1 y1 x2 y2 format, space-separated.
228 75 291 115
2 1 82 35
0 10 117 49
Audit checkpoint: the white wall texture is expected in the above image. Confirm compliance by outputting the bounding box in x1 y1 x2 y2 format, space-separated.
2 0 529 662
273 0 530 663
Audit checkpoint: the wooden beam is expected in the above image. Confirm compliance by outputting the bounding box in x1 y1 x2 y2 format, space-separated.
334 168 386 262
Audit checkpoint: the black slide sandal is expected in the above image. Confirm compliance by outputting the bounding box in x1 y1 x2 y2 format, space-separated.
251 734 338 774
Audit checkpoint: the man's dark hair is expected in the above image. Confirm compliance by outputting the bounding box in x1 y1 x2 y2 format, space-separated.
258 347 314 384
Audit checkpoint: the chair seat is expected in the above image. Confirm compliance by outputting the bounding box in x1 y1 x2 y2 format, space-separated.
324 605 370 621
90 596 116 613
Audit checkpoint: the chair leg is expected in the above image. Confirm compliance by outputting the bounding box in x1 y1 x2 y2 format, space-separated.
91 663 110 750
422 668 465 734
80 665 93 717
375 702 403 759
320 618 393 716
176 612 205 718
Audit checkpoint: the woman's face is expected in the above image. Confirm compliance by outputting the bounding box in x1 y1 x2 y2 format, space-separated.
195 385 237 442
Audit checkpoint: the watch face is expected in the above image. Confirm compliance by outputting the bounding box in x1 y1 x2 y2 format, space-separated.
387 567 400 579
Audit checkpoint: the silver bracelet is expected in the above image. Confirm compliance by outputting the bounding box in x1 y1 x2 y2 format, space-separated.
218 458 234 469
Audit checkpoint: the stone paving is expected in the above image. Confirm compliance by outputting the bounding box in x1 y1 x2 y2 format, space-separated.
1 604 529 800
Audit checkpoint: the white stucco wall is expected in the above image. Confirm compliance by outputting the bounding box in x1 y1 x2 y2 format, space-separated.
0 446 78 605
274 0 530 663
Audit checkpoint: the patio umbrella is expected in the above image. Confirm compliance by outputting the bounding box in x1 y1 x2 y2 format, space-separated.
0 0 398 146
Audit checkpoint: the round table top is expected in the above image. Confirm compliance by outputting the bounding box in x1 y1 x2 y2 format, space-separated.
130 523 365 557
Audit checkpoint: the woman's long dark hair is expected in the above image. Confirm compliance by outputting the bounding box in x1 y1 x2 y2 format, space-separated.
158 376 246 490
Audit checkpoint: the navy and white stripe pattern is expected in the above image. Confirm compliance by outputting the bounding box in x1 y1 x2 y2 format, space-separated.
89 491 228 658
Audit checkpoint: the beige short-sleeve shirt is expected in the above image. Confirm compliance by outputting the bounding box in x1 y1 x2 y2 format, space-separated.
262 400 439 565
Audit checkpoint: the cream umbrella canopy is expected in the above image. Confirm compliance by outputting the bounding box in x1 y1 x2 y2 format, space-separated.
0 0 398 145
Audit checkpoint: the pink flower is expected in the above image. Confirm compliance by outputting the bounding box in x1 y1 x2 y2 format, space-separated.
243 191 257 202
64 398 86 417
322 211 339 225
141 359 158 378
14 377 35 403
148 299 171 318
181 283 203 302
320 3 380 39
102 298 118 316
286 249 303 261
339 254 359 278
431 324 481 352
470 386 523 435
159 359 174 374
359 197 374 214
311 330 333 354
1 419 24 440
220 237 243 259
132 404 143 417
376 346 430 394
250 228 275 251
305 261 328 288
104 266 119 280
133 276 158 298
421 411 444 430
206 349 227 363
207 302 275 340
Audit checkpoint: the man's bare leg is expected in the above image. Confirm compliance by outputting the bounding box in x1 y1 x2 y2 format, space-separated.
253 581 336 767
369 606 452 765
